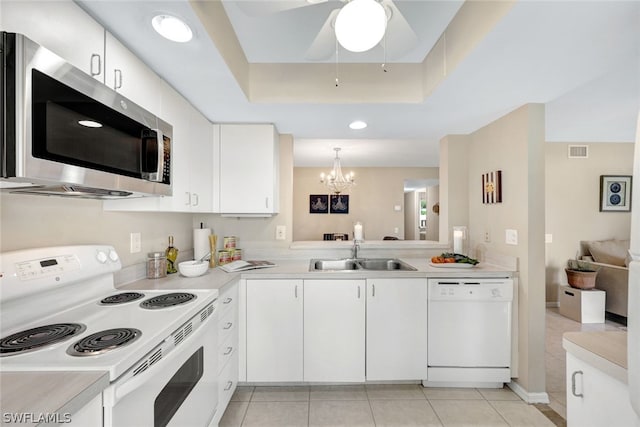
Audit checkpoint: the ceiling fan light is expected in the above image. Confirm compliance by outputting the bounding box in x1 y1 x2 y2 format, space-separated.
152 14 193 43
335 0 387 53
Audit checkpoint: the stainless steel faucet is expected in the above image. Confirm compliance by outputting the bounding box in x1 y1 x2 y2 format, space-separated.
351 240 360 259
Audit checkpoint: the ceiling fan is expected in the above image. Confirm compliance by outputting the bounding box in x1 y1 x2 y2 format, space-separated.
231 0 418 61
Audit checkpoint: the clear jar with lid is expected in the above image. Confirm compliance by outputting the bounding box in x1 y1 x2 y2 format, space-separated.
147 252 167 279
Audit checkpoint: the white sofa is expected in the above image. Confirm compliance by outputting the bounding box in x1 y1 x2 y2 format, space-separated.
579 239 630 319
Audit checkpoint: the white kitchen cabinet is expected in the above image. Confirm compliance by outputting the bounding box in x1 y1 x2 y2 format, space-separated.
566 352 639 426
366 278 428 381
303 279 366 382
215 124 279 215
0 0 105 80
104 32 161 114
246 279 303 382
103 82 214 213
212 280 239 426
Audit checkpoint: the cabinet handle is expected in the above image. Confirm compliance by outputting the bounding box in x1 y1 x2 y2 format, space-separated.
185 191 191 206
357 285 361 299
223 322 233 330
224 346 233 356
571 370 584 397
372 284 375 297
90 53 101 77
192 193 199 206
224 381 233 391
114 69 123 90
223 297 233 305
265 197 269 208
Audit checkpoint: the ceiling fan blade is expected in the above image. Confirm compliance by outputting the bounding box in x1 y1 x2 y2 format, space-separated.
304 9 340 61
231 0 324 17
381 0 418 59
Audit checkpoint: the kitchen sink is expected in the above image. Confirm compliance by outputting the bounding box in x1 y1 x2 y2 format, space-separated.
357 258 417 271
309 258 416 272
311 259 361 271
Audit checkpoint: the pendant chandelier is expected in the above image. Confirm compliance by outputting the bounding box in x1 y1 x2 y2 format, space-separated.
320 148 355 194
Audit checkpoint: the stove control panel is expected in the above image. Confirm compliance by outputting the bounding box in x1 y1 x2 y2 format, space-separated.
16 254 81 280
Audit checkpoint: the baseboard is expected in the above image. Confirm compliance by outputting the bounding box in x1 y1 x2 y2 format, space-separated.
546 301 560 308
507 380 550 403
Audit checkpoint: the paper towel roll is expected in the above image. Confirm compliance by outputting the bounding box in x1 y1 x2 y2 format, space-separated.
194 228 212 261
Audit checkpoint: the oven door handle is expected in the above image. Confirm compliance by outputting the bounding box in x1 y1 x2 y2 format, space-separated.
109 320 210 405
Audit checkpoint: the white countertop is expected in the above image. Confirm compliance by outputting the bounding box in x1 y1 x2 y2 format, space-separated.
118 257 514 291
563 331 628 384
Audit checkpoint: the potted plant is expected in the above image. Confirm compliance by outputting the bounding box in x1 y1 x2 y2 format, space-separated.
565 259 599 290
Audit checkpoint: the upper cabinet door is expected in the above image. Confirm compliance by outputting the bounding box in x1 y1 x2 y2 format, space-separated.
218 124 280 215
104 32 161 114
0 0 105 81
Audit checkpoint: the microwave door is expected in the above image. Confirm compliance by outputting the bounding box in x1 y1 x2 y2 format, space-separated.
140 129 165 183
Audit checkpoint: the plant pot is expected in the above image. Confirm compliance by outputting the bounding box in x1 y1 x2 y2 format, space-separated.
565 268 598 290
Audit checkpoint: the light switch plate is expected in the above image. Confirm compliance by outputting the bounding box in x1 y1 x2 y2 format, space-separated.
130 232 141 253
545 233 553 243
275 225 286 240
505 229 518 245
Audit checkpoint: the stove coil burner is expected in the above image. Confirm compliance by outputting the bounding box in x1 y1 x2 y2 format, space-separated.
140 292 197 309
67 328 141 356
0 323 86 356
99 292 145 305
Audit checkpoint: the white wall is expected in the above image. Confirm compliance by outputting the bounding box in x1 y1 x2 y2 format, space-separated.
545 142 634 303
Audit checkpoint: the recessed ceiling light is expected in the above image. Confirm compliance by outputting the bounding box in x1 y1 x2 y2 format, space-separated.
78 120 102 128
349 120 367 130
152 14 193 43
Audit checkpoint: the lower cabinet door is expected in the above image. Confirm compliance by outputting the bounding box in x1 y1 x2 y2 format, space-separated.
366 278 428 381
303 279 365 382
566 352 639 426
246 279 303 382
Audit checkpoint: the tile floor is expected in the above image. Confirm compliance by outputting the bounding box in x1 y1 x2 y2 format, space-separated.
219 384 556 426
544 307 626 421
218 307 626 427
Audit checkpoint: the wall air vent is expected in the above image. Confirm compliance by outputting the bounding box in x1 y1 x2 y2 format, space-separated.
568 145 589 158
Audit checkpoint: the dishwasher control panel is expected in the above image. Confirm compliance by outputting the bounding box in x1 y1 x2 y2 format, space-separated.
428 279 513 301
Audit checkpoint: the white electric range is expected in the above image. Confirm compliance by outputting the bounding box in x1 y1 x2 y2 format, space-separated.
0 245 219 427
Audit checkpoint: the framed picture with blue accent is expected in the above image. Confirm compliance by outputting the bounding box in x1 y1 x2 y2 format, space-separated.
309 194 329 213
600 175 632 212
330 194 349 214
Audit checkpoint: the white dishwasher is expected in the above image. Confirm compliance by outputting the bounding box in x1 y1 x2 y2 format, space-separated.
425 278 513 388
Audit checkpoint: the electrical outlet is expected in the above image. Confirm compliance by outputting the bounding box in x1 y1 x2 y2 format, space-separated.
545 233 553 243
130 232 141 253
484 230 491 243
275 225 286 241
394 227 399 234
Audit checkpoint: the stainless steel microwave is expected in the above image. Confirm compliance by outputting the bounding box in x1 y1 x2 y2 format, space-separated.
0 32 172 198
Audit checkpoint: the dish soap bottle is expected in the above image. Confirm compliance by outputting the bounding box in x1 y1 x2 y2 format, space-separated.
166 236 178 274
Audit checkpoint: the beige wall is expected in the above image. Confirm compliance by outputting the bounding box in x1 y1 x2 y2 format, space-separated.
0 194 193 267
426 185 440 241
404 191 419 240
443 104 547 395
545 142 634 303
292 167 438 241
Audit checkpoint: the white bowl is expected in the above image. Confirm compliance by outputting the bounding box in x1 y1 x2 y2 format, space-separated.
178 260 209 277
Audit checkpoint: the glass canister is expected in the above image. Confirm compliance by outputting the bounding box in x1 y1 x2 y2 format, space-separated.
147 252 167 279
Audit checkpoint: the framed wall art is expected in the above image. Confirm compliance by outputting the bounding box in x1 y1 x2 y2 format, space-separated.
482 170 502 204
309 194 329 214
330 194 349 214
600 175 632 212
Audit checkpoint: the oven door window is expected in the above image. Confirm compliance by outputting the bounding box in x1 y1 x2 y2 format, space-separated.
31 69 165 182
154 347 204 427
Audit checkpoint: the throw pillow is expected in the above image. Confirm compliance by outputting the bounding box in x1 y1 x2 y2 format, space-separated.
587 239 629 267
